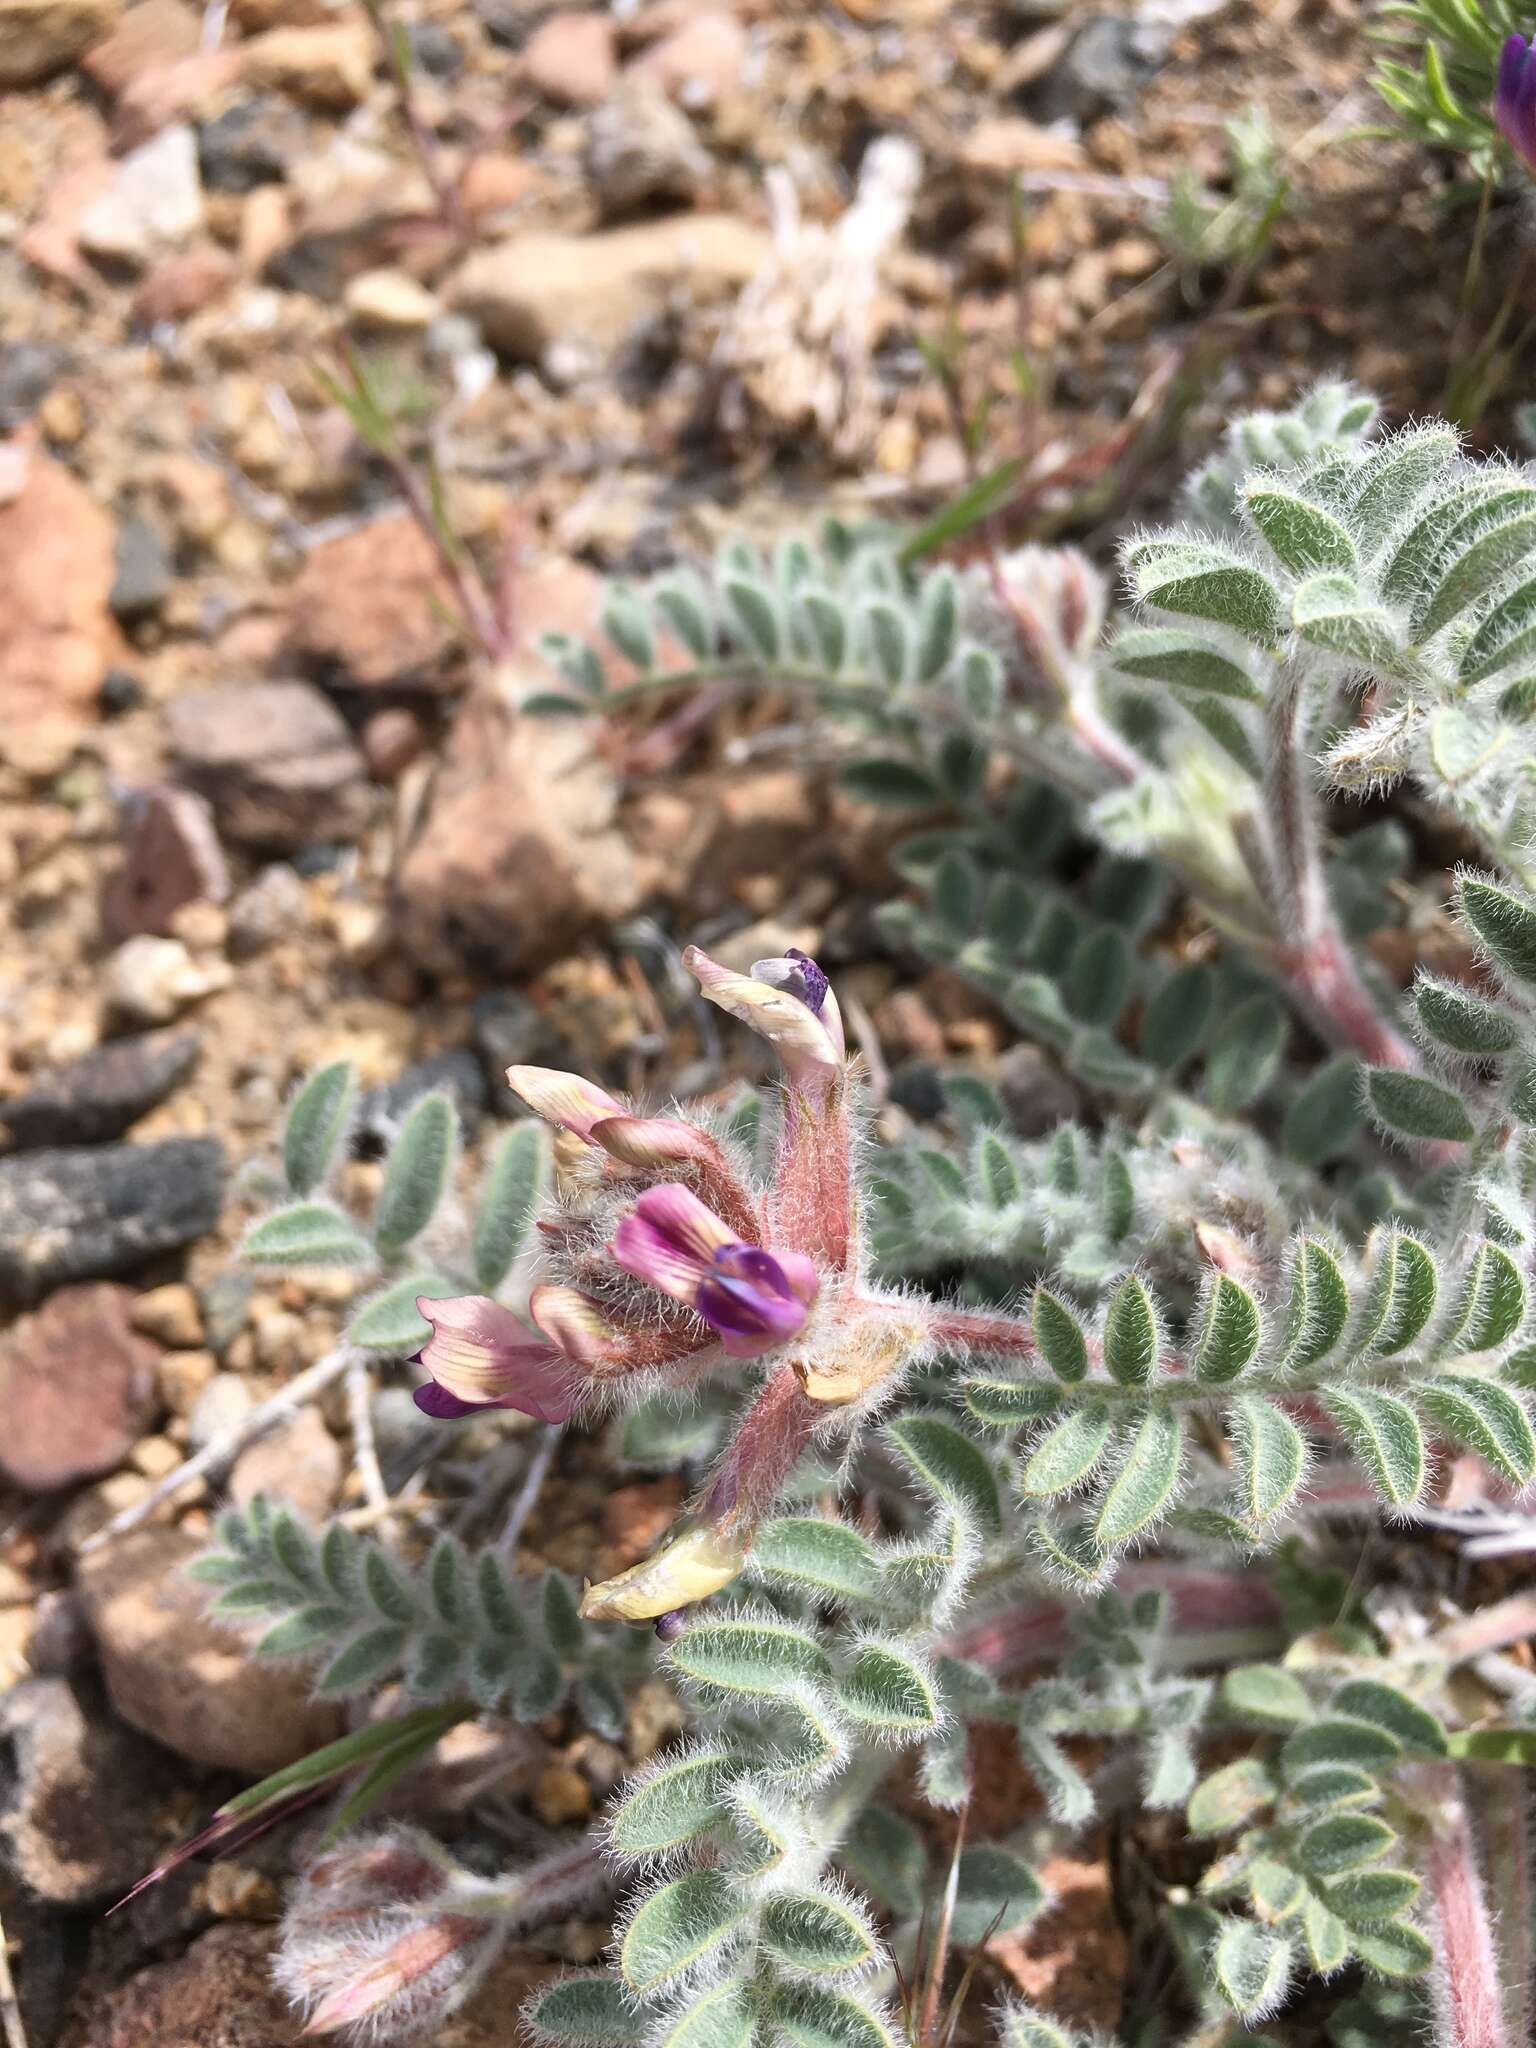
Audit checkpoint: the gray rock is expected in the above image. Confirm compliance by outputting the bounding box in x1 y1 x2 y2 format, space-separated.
0 1138 224 1303
1028 14 1166 121
196 94 307 192
357 1047 488 1153
167 678 370 851
0 1027 200 1150
887 1059 947 1125
471 989 550 1088
583 82 710 220
109 513 174 621
996 1042 1083 1139
227 861 306 958
405 19 462 75
0 341 71 429
0 1677 180 1905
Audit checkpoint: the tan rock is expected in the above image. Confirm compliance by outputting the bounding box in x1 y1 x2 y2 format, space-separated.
534 1761 592 1826
131 242 238 322
228 1404 342 1521
77 1526 343 1773
344 265 439 330
243 20 373 107
57 1921 292 2048
286 514 459 687
0 0 121 87
627 8 745 107
0 452 123 739
449 212 770 359
522 9 616 106
131 1281 204 1347
78 122 204 269
166 678 371 849
961 116 1086 175
81 0 199 94
156 1346 217 1415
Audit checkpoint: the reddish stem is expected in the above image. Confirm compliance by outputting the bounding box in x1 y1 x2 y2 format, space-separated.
1407 1763 1510 2048
927 1308 1038 1360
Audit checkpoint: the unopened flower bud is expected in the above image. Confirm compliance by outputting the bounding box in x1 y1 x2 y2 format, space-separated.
505 1067 626 1141
275 1827 509 2043
579 1520 747 1624
684 945 845 1098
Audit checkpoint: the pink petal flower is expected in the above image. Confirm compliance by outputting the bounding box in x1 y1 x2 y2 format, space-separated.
610 1184 737 1304
414 1296 580 1423
504 1066 625 1140
589 1114 719 1169
610 1185 817 1358
529 1284 619 1365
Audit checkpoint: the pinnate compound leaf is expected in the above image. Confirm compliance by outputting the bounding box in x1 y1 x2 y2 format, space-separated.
374 1092 456 1253
1458 875 1536 986
1365 1069 1475 1145
761 1890 877 1974
620 1872 747 1993
1020 1405 1113 1497
752 1518 882 1602
841 1807 926 1916
1213 1919 1292 2021
1322 1388 1425 1506
1103 1275 1159 1386
1418 1375 1535 1486
1231 1396 1307 1525
283 1061 356 1195
885 1415 1003 1537
527 1976 648 2046
1192 1275 1262 1384
1093 1407 1182 1546
243 1202 371 1266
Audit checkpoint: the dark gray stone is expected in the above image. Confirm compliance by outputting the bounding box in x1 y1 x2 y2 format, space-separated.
197 95 307 192
0 1138 224 1303
996 1042 1083 1139
406 20 463 75
0 1029 201 1150
887 1059 947 1124
471 988 551 1087
166 679 370 852
0 342 70 429
109 514 174 622
357 1048 488 1154
1026 14 1165 121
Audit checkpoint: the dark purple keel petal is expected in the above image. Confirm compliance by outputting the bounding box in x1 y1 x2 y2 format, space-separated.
1496 34 1536 168
412 1380 486 1420
784 948 830 1015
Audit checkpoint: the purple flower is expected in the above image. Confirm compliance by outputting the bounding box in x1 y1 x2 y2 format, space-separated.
1496 33 1536 169
411 1295 585 1422
610 1184 818 1358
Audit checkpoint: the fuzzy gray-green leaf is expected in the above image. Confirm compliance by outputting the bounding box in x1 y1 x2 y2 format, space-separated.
282 1061 356 1195
1365 1069 1474 1145
620 1871 748 1993
374 1092 456 1254
1231 1395 1307 1525
1419 1376 1535 1486
1093 1407 1182 1546
1192 1275 1262 1385
1020 1404 1113 1497
243 1202 371 1267
473 1121 549 1294
1103 1275 1159 1386
1323 1388 1425 1506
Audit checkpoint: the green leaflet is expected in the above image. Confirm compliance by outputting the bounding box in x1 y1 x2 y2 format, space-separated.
282 1061 356 1195
373 1092 456 1254
838 1642 940 1735
653 1983 753 2048
610 1750 733 1857
1231 1394 1307 1524
771 1986 896 2048
1323 1388 1425 1506
528 1976 648 2046
751 1518 883 1602
620 1872 748 1993
1213 1918 1292 2021
1459 875 1536 986
1220 1664 1312 1728
1277 1238 1350 1371
1103 1275 1159 1386
1328 1680 1446 1757
1365 1068 1475 1145
885 1415 1003 1537
1033 1287 1089 1383
669 1617 831 1698
1020 1404 1114 1497
1192 1275 1262 1384
1093 1407 1183 1547
761 1890 877 1974
1418 1375 1536 1486
1444 1242 1527 1354
1187 1757 1276 1836
1353 1231 1438 1357
949 1844 1046 1945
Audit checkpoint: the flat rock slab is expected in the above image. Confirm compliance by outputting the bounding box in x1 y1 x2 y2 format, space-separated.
0 1284 160 1491
0 1136 223 1302
0 1027 201 1149
167 678 370 851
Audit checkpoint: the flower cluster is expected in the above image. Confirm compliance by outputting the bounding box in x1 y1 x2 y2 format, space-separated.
1496 32 1536 169
413 944 933 1624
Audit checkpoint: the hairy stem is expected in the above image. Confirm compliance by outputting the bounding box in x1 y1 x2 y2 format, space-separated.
1265 659 1418 1070
1403 1762 1509 2048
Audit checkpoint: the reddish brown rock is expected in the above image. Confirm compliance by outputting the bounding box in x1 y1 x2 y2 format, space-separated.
0 451 124 738
522 9 617 105
394 697 639 977
81 0 199 94
77 1525 343 1773
286 514 460 687
229 1404 342 1521
103 785 231 939
130 241 237 322
0 1284 159 1492
628 8 745 106
58 1922 292 2048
